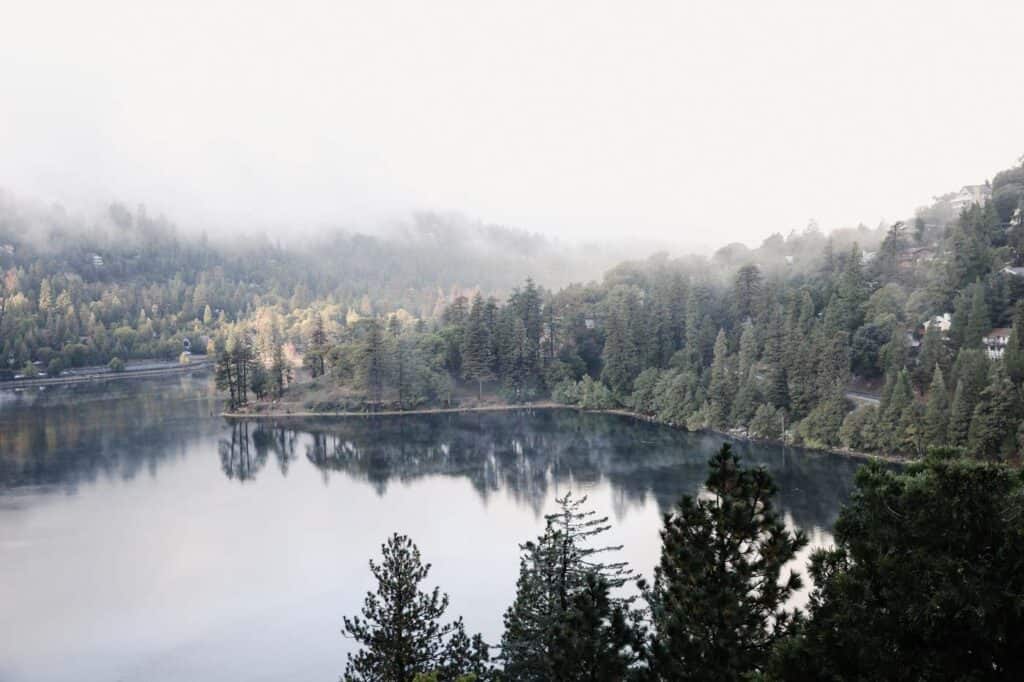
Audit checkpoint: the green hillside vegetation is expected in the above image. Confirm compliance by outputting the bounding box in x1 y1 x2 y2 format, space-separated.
5 159 1024 460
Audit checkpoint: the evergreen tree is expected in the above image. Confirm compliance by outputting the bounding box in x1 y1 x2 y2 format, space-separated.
963 282 991 349
306 312 328 378
771 457 1024 680
948 379 971 447
270 341 291 397
923 365 950 449
967 362 1019 459
601 291 640 397
358 319 387 405
914 322 947 392
1004 304 1024 383
732 264 763 323
646 444 807 680
500 494 638 680
707 329 734 429
549 573 639 682
342 534 490 682
461 293 495 399
880 369 913 452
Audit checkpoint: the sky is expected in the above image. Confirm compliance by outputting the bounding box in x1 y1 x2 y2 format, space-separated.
1 0 1023 249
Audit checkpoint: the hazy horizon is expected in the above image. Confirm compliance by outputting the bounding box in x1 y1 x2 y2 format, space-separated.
3 1 1023 250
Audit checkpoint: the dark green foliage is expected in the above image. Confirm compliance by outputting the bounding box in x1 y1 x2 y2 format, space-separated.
500 494 639 680
771 457 1024 681
342 534 490 682
645 444 807 681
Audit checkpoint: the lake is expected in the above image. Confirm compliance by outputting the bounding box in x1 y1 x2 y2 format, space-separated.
0 374 863 681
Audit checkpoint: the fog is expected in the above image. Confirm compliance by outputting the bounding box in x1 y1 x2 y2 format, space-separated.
2 0 1023 250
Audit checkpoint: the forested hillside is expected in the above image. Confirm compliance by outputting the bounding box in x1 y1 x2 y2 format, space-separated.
216 158 1024 460
0 195 622 375
6 159 1024 460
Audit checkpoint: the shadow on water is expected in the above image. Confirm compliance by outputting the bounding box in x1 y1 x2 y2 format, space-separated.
219 410 865 531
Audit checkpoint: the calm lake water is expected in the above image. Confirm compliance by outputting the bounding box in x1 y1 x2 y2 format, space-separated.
0 375 863 681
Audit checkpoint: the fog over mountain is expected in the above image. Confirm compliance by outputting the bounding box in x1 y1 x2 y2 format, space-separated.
2 0 1023 250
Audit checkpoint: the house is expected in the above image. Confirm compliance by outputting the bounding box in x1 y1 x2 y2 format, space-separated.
983 327 1012 360
949 184 991 213
584 318 596 330
90 253 104 268
927 313 953 334
1002 265 1024 277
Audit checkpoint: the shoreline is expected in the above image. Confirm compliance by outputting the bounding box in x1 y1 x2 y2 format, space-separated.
222 401 911 466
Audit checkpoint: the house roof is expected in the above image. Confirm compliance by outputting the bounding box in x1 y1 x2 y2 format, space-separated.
986 328 1012 338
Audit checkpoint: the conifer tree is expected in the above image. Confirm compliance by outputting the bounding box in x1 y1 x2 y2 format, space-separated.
923 365 950 449
707 329 734 429
967 362 1019 459
964 282 991 349
303 314 327 378
1004 304 1024 383
914 322 947 392
948 378 971 447
270 341 291 397
358 319 386 405
342 534 490 682
732 264 763 323
500 494 638 680
645 444 807 680
461 293 495 399
601 294 639 397
880 369 913 452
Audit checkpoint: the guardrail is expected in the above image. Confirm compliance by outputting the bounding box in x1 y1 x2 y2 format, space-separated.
1 359 213 390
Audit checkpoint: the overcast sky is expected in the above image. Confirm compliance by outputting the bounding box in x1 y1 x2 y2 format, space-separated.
2 1 1022 248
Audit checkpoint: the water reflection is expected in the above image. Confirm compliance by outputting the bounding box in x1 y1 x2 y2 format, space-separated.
0 374 218 490
0 378 867 682
218 411 863 530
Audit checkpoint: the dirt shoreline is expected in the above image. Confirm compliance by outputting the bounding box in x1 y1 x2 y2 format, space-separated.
222 401 910 465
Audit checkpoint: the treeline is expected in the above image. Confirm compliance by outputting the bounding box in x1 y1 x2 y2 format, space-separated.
276 158 1024 458
0 197 616 376
340 445 1024 680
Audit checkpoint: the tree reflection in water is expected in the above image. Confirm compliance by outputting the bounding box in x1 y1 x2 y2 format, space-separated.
218 410 866 530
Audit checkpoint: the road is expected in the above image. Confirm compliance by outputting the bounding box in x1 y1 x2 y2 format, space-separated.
845 390 881 406
1 358 213 390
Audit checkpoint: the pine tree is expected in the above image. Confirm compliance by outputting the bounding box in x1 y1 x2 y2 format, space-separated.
342 534 490 682
923 365 950 449
707 329 734 429
733 264 763 323
549 573 638 682
500 494 638 680
914 322 947 392
880 369 913 452
967 362 1019 459
305 312 328 378
1004 304 1024 383
270 341 291 397
358 319 386 405
461 293 495 399
646 444 807 680
601 292 639 397
964 282 991 349
948 379 971 447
